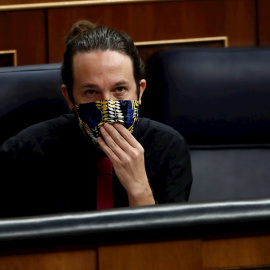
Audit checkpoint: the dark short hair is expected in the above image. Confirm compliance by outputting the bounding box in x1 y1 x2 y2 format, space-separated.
61 20 145 103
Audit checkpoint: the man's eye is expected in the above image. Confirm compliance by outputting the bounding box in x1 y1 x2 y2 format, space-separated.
86 90 95 95
116 87 125 92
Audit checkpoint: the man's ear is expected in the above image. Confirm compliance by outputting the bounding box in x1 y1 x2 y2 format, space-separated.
138 79 146 105
61 84 75 111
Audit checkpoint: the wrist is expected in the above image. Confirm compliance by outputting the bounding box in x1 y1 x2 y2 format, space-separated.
127 183 155 207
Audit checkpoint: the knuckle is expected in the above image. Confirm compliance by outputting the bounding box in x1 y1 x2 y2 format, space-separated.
120 156 131 166
124 132 132 140
130 149 140 160
115 135 123 144
108 140 117 150
137 145 144 155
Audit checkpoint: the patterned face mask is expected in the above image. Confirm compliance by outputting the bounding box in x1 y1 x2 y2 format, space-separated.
76 100 139 145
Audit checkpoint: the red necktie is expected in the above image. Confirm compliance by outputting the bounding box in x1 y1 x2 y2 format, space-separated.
96 157 114 210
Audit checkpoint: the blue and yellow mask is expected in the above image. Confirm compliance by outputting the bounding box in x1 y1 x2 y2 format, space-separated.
76 100 139 145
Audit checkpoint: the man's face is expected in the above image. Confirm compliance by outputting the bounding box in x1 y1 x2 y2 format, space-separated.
62 50 146 109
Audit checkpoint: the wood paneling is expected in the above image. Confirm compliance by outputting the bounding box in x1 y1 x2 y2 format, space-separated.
203 234 270 269
0 246 97 270
225 0 257 46
47 0 257 63
0 10 47 65
98 238 203 270
136 37 227 64
0 50 17 67
1 0 71 4
1 233 270 270
0 0 262 65
257 0 270 46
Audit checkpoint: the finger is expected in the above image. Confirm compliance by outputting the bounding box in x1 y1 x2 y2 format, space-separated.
113 123 139 148
103 123 145 165
99 124 130 160
97 134 120 162
102 123 131 151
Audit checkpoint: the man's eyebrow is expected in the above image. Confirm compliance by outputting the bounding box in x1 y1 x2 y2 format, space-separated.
81 83 97 88
80 80 130 88
114 80 130 87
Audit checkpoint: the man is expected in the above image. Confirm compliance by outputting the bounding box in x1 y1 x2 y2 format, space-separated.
0 20 192 217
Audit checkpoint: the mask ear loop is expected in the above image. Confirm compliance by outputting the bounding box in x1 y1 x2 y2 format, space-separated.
74 103 88 137
73 104 81 125
136 96 142 117
73 103 80 118
74 103 101 145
